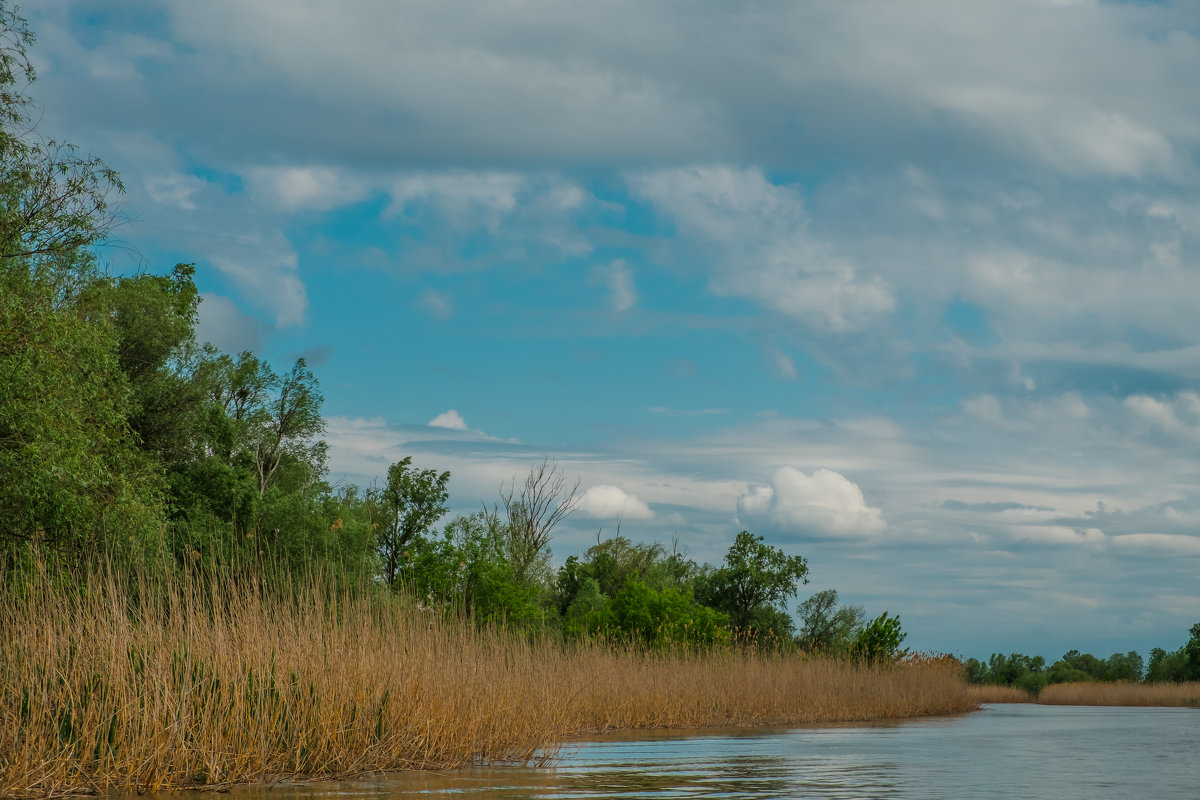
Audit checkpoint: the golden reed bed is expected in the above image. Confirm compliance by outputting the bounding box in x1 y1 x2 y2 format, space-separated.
0 570 973 798
1038 681 1200 707
966 684 1035 704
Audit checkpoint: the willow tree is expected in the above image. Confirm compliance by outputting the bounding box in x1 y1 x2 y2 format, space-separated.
0 4 161 557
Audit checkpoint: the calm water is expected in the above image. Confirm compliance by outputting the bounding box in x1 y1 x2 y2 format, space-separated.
227 704 1198 800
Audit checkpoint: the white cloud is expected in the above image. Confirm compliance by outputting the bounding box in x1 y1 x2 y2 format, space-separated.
593 259 637 312
630 166 894 331
144 172 207 211
737 467 886 538
577 485 655 520
428 409 469 431
772 349 798 379
415 289 454 319
247 165 371 212
386 172 525 230
1125 391 1200 443
210 241 308 328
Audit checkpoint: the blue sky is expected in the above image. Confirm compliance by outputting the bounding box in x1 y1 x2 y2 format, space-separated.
26 0 1200 659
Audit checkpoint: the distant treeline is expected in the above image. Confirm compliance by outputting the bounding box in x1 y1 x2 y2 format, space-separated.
962 625 1200 694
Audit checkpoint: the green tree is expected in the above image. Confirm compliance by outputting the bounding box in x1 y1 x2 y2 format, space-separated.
697 530 808 640
252 358 324 499
1 5 122 267
849 612 908 664
378 457 451 588
1185 623 1200 681
0 7 160 558
0 251 163 555
797 589 865 654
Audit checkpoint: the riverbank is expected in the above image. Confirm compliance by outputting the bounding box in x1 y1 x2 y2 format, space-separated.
1 570 974 798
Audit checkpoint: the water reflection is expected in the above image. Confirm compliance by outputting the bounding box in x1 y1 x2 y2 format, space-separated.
221 705 1198 800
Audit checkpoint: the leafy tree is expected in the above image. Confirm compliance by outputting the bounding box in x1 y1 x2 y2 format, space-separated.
378 457 451 588
0 6 122 268
797 589 865 653
608 577 730 648
696 530 808 639
79 264 203 464
849 612 908 664
0 9 160 558
252 358 325 499
0 251 163 554
556 533 699 613
1185 623 1200 681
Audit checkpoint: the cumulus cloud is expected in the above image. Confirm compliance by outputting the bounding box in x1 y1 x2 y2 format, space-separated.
428 409 468 430
577 485 655 520
737 467 886 538
630 166 893 331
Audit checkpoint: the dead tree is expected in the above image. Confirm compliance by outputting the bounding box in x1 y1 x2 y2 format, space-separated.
500 459 580 583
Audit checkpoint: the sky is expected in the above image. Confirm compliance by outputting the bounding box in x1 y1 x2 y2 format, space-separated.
23 0 1200 660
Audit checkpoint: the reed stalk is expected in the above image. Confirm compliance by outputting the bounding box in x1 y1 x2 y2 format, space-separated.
966 685 1035 703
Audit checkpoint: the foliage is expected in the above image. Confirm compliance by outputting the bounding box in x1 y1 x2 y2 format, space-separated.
797 588 865 654
0 251 164 554
696 530 808 639
849 612 908 664
373 458 450 587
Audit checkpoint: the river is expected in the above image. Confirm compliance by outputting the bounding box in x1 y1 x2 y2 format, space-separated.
226 704 1198 799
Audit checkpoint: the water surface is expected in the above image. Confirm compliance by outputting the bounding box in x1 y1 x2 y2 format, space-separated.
226 704 1199 799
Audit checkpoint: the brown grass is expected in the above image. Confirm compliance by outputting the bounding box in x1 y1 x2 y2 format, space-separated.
966 684 1034 704
1037 681 1200 707
0 570 975 798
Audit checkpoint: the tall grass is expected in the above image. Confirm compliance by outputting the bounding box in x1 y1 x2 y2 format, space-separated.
966 684 1034 704
0 568 974 798
1038 681 1200 707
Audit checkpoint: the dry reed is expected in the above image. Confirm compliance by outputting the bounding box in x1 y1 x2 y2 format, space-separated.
0 569 975 798
966 684 1034 704
1037 681 1200 707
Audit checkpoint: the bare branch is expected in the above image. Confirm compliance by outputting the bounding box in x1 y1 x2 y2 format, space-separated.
500 459 580 581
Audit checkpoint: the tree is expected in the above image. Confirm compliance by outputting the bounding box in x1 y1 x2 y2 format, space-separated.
497 459 579 583
0 250 163 554
797 589 865 653
80 264 203 463
378 457 451 588
1 5 122 267
697 530 808 639
0 7 160 557
252 358 324 498
849 612 908 664
1185 622 1200 681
